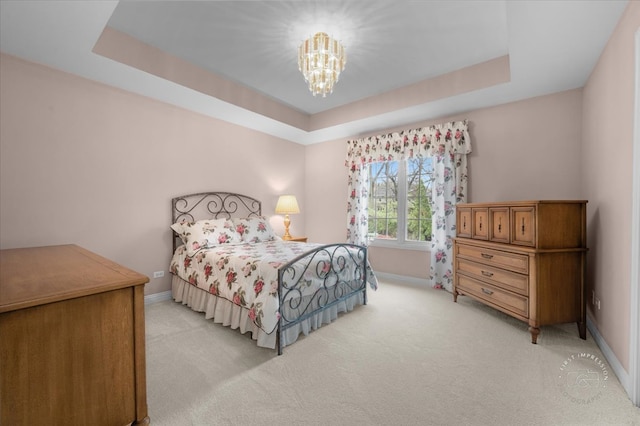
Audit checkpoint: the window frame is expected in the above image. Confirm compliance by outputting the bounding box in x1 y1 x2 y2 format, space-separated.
367 158 432 251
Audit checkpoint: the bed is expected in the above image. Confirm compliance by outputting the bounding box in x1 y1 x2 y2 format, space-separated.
169 192 377 355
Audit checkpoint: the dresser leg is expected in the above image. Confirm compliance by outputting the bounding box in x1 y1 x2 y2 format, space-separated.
453 291 458 302
528 326 540 344
577 321 586 340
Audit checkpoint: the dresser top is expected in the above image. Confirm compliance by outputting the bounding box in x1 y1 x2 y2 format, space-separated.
457 200 587 207
0 244 149 313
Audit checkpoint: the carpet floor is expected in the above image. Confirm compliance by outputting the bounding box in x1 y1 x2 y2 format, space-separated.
144 279 640 425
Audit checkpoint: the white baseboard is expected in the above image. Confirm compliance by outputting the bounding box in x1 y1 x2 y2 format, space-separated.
144 290 172 305
374 272 430 288
587 316 632 397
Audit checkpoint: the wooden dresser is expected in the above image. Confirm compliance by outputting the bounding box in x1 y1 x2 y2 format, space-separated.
453 200 587 343
0 244 150 425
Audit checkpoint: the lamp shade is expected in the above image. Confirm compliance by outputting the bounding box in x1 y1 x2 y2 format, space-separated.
275 195 300 214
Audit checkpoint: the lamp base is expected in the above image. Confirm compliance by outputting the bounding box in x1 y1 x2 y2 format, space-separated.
283 215 292 240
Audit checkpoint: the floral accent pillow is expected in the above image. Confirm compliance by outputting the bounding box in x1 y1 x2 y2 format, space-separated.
233 216 277 243
171 218 241 256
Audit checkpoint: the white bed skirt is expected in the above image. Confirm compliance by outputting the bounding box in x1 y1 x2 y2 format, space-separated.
171 275 365 350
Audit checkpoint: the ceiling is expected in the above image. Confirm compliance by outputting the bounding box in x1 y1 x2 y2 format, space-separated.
0 1 629 145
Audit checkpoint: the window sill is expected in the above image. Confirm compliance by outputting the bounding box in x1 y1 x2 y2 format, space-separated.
368 239 430 252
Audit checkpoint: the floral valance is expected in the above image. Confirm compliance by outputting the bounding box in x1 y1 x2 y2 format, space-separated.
345 120 471 170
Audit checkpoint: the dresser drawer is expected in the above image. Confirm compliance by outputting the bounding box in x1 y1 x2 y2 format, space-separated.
456 244 529 274
472 208 488 240
457 207 472 238
457 258 528 296
489 207 510 243
457 275 528 318
511 206 536 246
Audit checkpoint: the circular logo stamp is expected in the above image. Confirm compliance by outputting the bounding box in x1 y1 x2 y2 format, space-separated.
557 352 609 404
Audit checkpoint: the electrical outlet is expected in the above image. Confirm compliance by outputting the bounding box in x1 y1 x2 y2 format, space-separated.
595 297 601 310
153 271 164 278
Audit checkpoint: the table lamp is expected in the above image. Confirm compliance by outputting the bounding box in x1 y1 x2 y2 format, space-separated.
275 195 300 240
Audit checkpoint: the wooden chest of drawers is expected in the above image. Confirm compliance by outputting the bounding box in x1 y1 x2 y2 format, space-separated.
453 200 587 343
0 245 150 425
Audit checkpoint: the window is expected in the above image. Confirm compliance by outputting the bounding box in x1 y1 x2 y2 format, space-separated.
367 157 433 245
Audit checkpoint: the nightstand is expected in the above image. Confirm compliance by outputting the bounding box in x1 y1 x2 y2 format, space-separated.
285 236 308 242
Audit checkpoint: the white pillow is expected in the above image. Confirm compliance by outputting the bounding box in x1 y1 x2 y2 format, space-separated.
170 220 191 245
232 216 276 243
171 218 241 256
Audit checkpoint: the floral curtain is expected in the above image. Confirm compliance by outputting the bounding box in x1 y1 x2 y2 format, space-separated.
345 120 471 291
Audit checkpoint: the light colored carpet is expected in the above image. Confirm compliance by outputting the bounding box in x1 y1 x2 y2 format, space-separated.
144 279 640 425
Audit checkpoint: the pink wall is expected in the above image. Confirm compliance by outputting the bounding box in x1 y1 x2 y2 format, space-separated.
0 50 585 286
0 53 306 295
581 1 639 372
305 89 584 279
465 91 583 202
304 139 348 244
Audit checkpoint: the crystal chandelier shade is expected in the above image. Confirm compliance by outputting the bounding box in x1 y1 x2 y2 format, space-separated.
298 32 346 97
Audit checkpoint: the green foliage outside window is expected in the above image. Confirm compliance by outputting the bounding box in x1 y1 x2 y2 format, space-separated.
368 161 398 239
407 158 432 241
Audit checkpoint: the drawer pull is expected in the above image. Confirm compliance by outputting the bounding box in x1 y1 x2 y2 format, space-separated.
481 253 493 259
521 218 525 235
463 217 467 230
481 288 494 296
481 270 494 277
479 217 483 231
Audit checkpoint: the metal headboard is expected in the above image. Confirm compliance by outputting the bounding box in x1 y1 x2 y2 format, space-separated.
171 192 262 252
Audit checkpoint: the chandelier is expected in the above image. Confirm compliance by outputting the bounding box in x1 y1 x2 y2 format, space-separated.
298 32 346 97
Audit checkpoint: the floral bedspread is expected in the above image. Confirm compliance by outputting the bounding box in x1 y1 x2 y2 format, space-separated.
170 240 377 335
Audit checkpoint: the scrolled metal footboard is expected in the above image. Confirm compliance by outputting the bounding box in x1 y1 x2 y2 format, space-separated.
276 243 368 355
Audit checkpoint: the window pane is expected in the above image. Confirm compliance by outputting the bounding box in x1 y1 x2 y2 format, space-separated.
406 157 433 241
368 162 398 240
